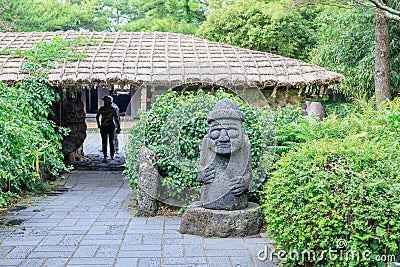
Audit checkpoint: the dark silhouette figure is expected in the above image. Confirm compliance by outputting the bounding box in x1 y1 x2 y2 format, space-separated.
96 96 120 163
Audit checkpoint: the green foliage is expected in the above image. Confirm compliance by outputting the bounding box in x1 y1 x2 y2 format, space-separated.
310 6 400 99
321 100 358 118
0 0 110 31
0 0 208 34
0 82 65 206
125 89 274 205
2 36 98 76
0 36 96 205
261 99 400 266
271 105 305 155
109 0 207 34
196 0 319 61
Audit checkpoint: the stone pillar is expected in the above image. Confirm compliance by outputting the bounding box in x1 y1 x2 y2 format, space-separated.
140 86 147 112
137 147 160 217
130 87 142 119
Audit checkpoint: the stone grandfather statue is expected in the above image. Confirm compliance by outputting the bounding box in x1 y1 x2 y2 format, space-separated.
180 98 263 237
197 99 252 210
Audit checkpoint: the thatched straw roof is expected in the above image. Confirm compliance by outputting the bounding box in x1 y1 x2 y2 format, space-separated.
0 31 343 89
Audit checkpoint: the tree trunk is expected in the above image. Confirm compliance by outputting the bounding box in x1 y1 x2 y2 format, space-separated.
374 7 392 109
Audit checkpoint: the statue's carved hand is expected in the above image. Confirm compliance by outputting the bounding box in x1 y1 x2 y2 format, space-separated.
203 166 215 184
229 176 245 196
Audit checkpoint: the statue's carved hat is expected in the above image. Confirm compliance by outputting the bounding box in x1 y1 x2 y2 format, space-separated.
207 99 245 123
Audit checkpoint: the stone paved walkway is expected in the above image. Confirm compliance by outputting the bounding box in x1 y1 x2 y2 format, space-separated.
0 171 276 267
72 133 129 171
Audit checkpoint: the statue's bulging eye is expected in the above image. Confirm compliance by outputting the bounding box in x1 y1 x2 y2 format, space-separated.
228 129 239 138
210 129 220 139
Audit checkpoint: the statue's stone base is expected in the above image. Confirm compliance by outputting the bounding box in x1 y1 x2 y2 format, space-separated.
179 201 263 238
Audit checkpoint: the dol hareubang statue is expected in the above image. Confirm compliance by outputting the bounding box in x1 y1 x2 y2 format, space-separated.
197 99 252 210
179 99 263 237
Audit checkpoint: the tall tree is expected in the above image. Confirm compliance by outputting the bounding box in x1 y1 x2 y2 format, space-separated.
196 0 319 61
295 0 400 107
114 0 208 34
0 0 110 31
374 4 392 108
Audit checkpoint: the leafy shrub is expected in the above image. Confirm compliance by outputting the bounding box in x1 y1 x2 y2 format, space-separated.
261 99 400 266
322 101 357 118
125 89 275 206
0 36 96 205
0 82 66 205
311 7 400 99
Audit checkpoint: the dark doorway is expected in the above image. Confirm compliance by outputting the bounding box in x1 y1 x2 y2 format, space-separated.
86 86 98 113
111 91 131 114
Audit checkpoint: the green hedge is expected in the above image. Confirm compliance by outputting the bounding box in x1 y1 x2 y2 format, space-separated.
261 99 400 266
124 89 275 206
0 36 93 205
0 80 66 205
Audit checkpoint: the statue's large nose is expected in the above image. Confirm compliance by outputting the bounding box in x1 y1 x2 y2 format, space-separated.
218 129 230 142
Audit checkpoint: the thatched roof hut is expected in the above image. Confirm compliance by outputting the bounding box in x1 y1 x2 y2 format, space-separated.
0 31 343 109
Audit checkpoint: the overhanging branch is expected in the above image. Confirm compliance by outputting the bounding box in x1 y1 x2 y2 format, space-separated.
356 0 400 21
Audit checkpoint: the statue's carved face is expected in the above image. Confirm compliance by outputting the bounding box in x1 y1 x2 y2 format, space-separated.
208 119 243 155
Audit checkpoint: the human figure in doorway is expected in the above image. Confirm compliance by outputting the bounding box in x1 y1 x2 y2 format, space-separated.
110 96 121 153
96 96 121 163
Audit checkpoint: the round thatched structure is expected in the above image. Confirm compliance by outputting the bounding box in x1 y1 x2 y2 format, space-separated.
0 31 344 110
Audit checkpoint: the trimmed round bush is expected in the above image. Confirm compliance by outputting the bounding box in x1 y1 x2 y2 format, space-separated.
261 100 400 266
124 89 274 206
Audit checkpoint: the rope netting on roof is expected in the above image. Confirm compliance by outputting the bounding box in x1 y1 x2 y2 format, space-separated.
0 31 343 89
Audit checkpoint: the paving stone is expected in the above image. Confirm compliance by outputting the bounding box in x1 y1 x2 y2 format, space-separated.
43 258 70 266
115 257 139 267
0 170 274 267
162 244 184 257
164 231 183 239
129 244 162 251
206 249 250 257
19 258 46 267
58 218 79 226
48 211 68 219
230 256 256 267
146 218 165 225
73 245 99 257
0 246 14 258
106 224 127 234
59 234 85 246
204 238 245 246
28 250 74 258
128 229 164 235
68 257 115 265
184 244 206 257
2 236 42 246
80 238 121 246
165 224 180 230
129 224 164 230
0 259 24 266
164 238 185 245
207 256 232 267
95 245 120 258
37 235 64 246
87 225 108 234
119 250 162 258
121 234 142 245
76 218 97 225
162 257 208 265
138 257 161 267
6 246 35 259
33 245 76 252
142 233 163 245
253 257 279 267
